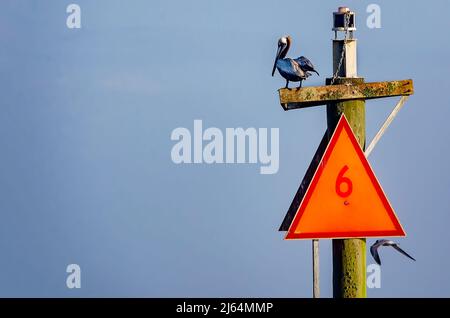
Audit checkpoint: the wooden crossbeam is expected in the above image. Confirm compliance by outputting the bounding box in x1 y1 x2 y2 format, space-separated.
279 79 414 110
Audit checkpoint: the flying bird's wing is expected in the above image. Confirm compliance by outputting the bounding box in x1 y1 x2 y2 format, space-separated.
392 245 416 262
296 56 319 75
370 244 381 265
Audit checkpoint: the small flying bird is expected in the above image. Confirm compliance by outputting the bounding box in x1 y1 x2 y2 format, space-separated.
272 35 319 89
370 239 416 265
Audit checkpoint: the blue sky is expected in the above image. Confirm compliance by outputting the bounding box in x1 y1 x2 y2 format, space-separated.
0 0 449 297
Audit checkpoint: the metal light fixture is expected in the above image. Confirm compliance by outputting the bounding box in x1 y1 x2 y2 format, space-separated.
333 7 356 39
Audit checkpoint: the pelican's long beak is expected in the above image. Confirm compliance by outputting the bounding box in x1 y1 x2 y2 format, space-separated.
272 45 281 76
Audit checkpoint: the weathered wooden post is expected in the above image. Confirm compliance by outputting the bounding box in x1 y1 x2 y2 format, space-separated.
328 7 366 298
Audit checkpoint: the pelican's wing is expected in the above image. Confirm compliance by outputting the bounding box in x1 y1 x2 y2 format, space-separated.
296 56 319 75
370 245 381 265
290 59 306 77
278 58 306 78
392 245 416 262
296 56 314 70
276 58 306 78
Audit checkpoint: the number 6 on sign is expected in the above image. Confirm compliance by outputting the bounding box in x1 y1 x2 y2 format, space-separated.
336 165 352 198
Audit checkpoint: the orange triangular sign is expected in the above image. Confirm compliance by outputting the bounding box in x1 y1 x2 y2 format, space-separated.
285 115 405 240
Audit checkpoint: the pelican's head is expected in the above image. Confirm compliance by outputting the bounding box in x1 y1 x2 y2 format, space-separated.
278 36 290 47
272 35 292 76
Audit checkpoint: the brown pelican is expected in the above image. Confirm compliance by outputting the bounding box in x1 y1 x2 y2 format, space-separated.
271 36 319 89
370 239 416 265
